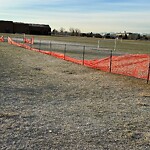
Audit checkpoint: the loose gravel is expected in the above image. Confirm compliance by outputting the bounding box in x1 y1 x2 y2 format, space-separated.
0 43 150 150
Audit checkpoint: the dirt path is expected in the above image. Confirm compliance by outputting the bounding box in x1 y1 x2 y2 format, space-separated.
0 43 150 150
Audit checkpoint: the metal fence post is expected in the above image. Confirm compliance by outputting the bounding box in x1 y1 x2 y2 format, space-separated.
97 40 100 48
64 44 67 60
23 33 25 43
39 40 41 50
147 62 150 84
49 41 52 52
114 38 117 51
83 46 85 65
30 43 32 50
109 50 113 72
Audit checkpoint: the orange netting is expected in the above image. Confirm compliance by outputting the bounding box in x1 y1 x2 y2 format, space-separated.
84 54 149 80
0 36 4 42
24 37 34 44
8 37 150 81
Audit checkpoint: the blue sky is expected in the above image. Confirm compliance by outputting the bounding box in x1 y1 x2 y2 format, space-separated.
0 0 150 33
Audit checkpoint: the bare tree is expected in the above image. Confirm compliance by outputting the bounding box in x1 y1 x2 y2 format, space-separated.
60 27 65 33
52 29 58 35
69 27 81 36
69 27 75 36
75 28 81 36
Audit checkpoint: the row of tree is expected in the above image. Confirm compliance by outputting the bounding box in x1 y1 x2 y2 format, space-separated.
52 27 150 40
52 27 81 36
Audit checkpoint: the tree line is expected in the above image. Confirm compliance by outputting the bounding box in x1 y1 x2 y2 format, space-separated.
52 28 150 40
52 27 81 36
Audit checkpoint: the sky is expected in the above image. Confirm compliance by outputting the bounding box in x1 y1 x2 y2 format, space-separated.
0 0 150 33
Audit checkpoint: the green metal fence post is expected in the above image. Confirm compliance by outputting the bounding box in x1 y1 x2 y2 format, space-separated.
39 40 41 51
83 46 85 65
147 62 150 84
64 44 67 60
49 41 52 52
109 50 113 72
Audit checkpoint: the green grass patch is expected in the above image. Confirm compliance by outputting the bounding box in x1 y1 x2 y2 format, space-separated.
1 33 150 54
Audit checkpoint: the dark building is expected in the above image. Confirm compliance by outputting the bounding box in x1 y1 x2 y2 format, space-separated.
0 20 13 33
0 20 51 35
13 22 30 34
29 24 51 35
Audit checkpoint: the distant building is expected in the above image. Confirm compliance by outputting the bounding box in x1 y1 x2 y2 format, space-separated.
13 22 30 34
0 20 51 35
29 24 51 35
0 20 13 33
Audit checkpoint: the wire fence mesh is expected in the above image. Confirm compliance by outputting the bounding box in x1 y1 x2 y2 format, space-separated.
31 40 116 60
3 37 150 83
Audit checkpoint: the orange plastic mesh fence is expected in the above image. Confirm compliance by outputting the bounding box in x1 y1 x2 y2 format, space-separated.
23 37 34 44
8 37 150 81
84 54 149 80
0 36 4 42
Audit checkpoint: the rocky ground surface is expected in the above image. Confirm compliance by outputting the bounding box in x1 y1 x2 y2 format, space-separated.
0 42 150 150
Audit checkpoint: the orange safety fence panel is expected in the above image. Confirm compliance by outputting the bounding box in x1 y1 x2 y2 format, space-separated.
8 37 150 81
84 57 111 72
111 54 149 80
0 36 4 42
39 50 83 65
84 54 149 80
23 37 34 44
8 37 38 52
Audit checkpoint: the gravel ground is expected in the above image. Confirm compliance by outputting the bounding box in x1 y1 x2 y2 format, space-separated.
0 43 150 150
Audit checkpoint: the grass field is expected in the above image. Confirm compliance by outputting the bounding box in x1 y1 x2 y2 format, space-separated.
1 33 150 54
